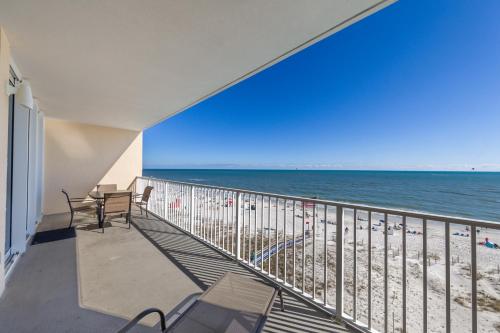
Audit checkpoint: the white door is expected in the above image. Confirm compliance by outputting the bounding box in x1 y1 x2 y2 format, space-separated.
4 95 14 260
10 101 30 254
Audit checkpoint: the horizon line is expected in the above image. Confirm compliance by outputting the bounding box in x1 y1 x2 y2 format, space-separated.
142 167 500 173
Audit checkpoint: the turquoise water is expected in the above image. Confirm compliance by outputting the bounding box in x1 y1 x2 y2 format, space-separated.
143 169 500 221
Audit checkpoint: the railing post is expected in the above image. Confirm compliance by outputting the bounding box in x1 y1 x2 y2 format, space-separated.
164 182 169 221
235 192 242 260
190 186 194 234
165 182 170 222
335 205 344 322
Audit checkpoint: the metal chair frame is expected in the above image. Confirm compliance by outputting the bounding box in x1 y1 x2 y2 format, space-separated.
62 189 96 229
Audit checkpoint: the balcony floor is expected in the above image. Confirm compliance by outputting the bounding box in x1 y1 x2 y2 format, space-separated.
0 208 351 333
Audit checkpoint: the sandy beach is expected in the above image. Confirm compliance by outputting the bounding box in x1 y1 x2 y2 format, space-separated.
142 181 500 333
188 195 500 333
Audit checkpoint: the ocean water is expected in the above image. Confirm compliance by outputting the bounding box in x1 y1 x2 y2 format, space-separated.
142 169 500 222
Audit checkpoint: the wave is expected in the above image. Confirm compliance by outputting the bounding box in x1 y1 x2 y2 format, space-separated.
189 178 207 182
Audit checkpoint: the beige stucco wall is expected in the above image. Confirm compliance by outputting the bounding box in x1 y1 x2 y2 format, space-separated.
0 27 12 295
43 118 142 215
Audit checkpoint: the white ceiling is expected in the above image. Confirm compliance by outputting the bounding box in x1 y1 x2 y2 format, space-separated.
0 0 394 130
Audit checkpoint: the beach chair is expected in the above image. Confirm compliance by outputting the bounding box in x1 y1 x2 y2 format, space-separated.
118 272 284 333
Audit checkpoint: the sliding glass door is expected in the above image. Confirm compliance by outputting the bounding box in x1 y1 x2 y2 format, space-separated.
4 94 14 260
4 67 44 267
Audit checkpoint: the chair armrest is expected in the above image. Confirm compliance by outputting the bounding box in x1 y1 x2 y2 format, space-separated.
69 198 95 203
117 308 166 333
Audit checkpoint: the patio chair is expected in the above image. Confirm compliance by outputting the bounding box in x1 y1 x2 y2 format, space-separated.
136 186 153 217
119 272 284 333
62 189 97 229
103 191 132 230
97 184 117 192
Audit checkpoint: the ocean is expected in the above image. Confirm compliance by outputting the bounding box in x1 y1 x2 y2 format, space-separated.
142 169 500 222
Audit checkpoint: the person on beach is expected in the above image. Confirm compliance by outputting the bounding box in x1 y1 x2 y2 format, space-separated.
480 237 499 249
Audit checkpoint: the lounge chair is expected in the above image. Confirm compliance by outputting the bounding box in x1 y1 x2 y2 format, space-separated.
119 272 284 333
62 189 96 229
102 191 132 231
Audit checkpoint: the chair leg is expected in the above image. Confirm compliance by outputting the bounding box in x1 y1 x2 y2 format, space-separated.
68 211 74 229
146 204 148 217
140 205 143 215
128 213 131 229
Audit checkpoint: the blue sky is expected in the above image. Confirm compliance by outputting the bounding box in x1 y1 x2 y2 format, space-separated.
144 1 500 171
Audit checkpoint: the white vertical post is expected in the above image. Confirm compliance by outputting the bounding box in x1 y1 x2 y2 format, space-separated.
147 178 152 218
312 203 316 297
302 202 305 294
423 219 428 333
402 215 407 333
471 224 477 333
353 208 357 317
283 199 287 279
236 192 242 260
445 222 450 333
324 205 328 306
292 200 296 287
269 197 272 274
275 198 279 279
190 186 194 234
336 205 344 322
368 211 372 330
384 212 388 333
242 194 246 260
163 182 168 220
261 195 264 271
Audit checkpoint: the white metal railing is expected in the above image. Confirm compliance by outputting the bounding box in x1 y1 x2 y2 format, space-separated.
131 176 500 333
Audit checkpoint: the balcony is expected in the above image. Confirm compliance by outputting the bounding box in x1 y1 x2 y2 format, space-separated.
1 176 499 332
131 177 500 333
0 3 401 331
0 204 349 332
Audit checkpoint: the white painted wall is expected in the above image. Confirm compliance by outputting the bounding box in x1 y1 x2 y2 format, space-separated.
0 26 11 297
0 28 142 296
43 118 142 215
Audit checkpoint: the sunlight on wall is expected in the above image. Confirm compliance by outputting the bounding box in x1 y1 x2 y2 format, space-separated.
44 118 142 214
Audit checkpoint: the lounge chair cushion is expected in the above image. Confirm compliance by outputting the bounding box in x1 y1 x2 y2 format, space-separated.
168 272 277 333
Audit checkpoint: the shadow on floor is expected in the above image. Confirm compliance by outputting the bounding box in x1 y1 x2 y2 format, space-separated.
31 227 76 245
0 213 157 333
132 212 350 333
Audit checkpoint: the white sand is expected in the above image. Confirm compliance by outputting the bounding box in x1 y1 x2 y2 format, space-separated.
162 190 500 332
238 199 500 333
